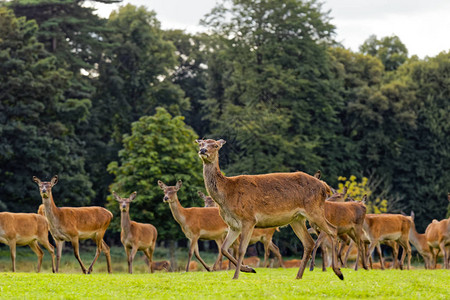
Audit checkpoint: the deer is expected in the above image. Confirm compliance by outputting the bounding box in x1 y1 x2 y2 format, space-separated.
425 216 450 269
158 180 229 272
199 191 285 268
196 138 343 280
113 191 158 274
363 213 412 270
152 260 171 271
308 199 368 271
0 212 55 272
33 175 113 274
407 211 433 269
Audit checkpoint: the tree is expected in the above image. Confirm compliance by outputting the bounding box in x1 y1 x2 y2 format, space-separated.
200 0 341 177
107 107 204 240
360 35 408 72
0 7 93 212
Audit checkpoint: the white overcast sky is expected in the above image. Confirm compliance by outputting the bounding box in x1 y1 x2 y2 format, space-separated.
90 0 450 58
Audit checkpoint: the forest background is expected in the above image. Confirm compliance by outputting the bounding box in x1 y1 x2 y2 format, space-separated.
1 0 449 255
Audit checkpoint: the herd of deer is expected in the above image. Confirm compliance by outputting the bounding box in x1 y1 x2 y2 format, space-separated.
0 139 449 280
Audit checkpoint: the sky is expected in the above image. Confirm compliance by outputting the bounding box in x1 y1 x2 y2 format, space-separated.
90 0 450 58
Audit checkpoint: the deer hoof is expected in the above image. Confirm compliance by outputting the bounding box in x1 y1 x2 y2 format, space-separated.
240 265 256 273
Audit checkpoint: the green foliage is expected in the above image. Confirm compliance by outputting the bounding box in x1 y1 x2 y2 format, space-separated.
0 269 449 299
360 34 408 71
107 108 204 239
0 7 93 212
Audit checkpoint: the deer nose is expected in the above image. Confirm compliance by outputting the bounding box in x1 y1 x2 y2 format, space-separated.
199 148 207 154
163 196 169 201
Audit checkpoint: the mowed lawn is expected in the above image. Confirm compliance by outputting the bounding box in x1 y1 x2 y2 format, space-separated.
0 268 449 299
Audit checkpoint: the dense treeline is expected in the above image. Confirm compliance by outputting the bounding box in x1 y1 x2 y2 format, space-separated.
1 0 449 245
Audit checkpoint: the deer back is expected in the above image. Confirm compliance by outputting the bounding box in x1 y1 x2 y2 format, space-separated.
56 206 113 233
324 201 366 228
0 212 47 243
128 221 157 246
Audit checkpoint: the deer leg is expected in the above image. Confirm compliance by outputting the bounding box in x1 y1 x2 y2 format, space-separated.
212 239 223 271
144 247 154 273
9 240 16 272
29 240 44 272
186 238 196 272
232 223 255 279
71 238 87 274
309 231 325 271
366 241 378 270
290 219 315 279
262 240 270 268
220 228 255 273
322 247 328 271
376 243 386 270
439 241 448 269
308 213 343 280
391 242 400 269
55 240 64 273
193 242 212 272
343 242 353 268
269 241 284 268
127 246 138 274
87 236 105 274
39 237 56 273
101 240 112 274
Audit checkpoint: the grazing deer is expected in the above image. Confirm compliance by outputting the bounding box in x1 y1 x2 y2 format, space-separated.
363 214 412 270
158 180 228 272
113 191 158 274
408 211 433 269
196 138 343 280
33 175 112 274
0 212 55 272
152 260 171 271
425 216 450 269
283 259 302 268
200 191 285 268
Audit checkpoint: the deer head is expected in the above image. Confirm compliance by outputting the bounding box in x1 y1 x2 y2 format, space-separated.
158 180 182 203
195 139 226 163
113 191 137 212
33 175 58 199
198 191 217 207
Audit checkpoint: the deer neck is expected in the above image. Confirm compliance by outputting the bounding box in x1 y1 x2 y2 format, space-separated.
168 197 187 226
42 192 61 227
202 158 227 205
409 223 427 252
121 210 132 236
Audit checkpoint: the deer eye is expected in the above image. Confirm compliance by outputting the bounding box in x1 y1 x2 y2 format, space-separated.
214 145 218 148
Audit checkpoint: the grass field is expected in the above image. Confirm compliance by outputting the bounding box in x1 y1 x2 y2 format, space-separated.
0 246 449 299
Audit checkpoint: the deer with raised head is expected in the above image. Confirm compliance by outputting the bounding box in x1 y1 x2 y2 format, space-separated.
113 191 158 274
196 138 343 280
158 180 228 272
425 216 450 269
33 175 113 274
0 212 55 272
408 211 433 269
199 191 285 268
363 213 412 270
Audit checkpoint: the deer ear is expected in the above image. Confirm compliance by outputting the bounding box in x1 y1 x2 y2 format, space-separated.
157 180 167 190
175 180 182 191
195 139 202 144
410 211 415 220
313 170 321 179
51 175 58 186
33 176 41 185
217 139 226 147
112 191 121 202
129 191 137 201
361 194 367 204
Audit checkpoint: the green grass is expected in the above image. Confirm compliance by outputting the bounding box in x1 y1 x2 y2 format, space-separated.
0 268 449 299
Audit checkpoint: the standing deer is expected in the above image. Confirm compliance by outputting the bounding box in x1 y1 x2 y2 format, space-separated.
113 191 158 274
425 216 450 269
196 138 343 280
33 175 112 274
0 212 55 272
363 214 412 270
199 191 285 268
158 180 228 272
409 211 433 268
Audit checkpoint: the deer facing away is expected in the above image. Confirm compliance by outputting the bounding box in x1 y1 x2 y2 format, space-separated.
196 138 343 280
33 175 113 274
0 212 55 272
113 191 158 274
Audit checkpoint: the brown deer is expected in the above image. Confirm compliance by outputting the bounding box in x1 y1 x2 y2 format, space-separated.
425 216 450 269
152 260 171 271
33 175 112 274
113 191 158 274
363 214 412 270
309 199 368 271
283 259 302 268
158 180 228 272
199 191 285 268
196 138 343 280
0 212 55 272
408 211 433 269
